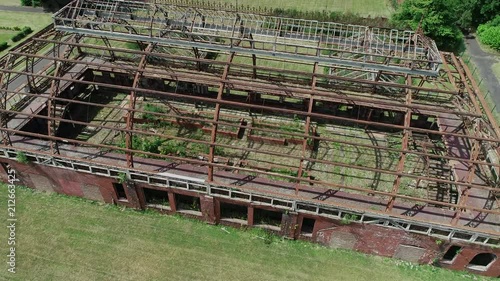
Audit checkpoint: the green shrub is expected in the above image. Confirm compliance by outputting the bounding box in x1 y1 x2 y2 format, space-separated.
11 32 25 42
16 151 29 164
0 42 9 51
10 27 33 43
22 26 32 35
477 16 500 51
141 137 164 155
142 103 165 120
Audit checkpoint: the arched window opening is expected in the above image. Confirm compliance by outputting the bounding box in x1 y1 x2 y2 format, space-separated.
467 253 497 271
441 245 461 263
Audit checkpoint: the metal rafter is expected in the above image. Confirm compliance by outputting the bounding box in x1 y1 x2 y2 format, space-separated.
53 0 442 76
27 38 457 96
0 87 499 171
3 67 499 145
386 74 412 212
7 50 476 120
0 21 498 235
0 54 13 145
295 62 317 194
207 52 235 182
125 43 154 168
4 124 500 219
450 129 482 225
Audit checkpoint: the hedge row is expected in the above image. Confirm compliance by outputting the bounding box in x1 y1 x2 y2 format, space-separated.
0 26 24 31
477 16 500 51
11 26 33 42
0 41 8 51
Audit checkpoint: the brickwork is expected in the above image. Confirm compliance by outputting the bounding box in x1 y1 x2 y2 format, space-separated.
2 160 500 277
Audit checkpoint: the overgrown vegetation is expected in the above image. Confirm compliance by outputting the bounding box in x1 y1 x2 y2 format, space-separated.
477 16 500 51
269 167 309 182
142 103 165 120
15 151 29 164
117 172 127 184
341 213 360 225
117 130 224 159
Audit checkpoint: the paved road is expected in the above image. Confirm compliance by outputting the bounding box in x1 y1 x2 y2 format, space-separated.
465 36 500 113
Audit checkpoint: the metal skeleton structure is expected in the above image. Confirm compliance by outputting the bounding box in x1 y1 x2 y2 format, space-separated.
0 0 499 240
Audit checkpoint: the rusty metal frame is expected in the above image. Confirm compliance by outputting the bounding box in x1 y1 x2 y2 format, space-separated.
0 11 499 235
125 43 155 168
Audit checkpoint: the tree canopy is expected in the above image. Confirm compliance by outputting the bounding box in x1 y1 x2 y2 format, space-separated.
477 16 500 51
21 0 71 11
391 0 463 50
391 0 500 51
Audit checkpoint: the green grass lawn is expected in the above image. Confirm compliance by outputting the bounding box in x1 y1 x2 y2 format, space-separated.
0 185 490 281
0 10 52 55
461 51 500 122
211 0 393 17
493 62 500 81
0 0 20 6
0 30 15 42
0 11 52 29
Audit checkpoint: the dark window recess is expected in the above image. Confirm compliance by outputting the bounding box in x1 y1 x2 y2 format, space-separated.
113 183 127 201
0 162 10 174
144 188 169 206
301 217 316 234
442 246 461 262
220 202 247 220
176 194 201 212
468 253 497 269
254 208 282 227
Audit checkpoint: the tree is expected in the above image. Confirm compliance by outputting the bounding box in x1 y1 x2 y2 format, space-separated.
392 0 463 51
20 0 70 10
469 0 500 28
477 16 500 51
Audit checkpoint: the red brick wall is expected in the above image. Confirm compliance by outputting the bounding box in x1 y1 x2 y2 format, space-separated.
439 243 500 277
2 160 500 277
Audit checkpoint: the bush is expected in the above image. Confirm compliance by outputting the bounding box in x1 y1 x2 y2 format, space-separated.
9 26 32 43
22 26 32 35
0 42 9 51
477 16 500 51
16 151 29 164
11 31 25 42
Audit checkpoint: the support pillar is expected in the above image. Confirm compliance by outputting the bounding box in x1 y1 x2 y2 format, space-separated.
200 195 216 224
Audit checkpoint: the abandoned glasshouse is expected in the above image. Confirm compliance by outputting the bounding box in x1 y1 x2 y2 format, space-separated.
0 0 499 276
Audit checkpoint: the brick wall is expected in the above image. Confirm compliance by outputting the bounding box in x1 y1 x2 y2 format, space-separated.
2 160 499 277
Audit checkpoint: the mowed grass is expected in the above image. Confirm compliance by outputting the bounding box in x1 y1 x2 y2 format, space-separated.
211 0 393 17
0 10 52 29
493 62 500 81
0 185 490 281
0 0 20 6
0 10 52 55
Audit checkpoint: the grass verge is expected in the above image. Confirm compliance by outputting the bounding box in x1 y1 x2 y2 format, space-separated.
210 0 393 17
0 185 490 281
461 52 500 123
0 0 20 6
